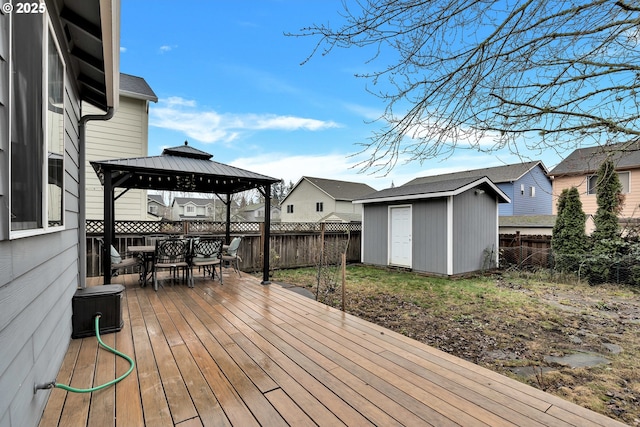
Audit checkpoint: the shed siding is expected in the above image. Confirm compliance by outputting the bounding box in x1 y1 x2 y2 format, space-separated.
452 188 498 274
362 204 388 265
0 66 81 427
412 199 448 275
85 96 149 220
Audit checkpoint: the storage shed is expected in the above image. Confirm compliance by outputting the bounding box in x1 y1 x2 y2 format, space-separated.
353 176 510 276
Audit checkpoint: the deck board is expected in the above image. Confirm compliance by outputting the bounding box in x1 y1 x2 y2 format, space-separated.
39 272 627 427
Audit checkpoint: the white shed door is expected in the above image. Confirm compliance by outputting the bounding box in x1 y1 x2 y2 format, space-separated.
389 206 412 267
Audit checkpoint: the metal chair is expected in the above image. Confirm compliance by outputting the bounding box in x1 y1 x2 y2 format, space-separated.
190 238 223 285
97 238 141 278
221 236 242 277
153 238 191 291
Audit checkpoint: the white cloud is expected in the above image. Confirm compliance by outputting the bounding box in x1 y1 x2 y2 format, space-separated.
150 97 340 144
229 152 415 190
120 47 127 53
159 45 176 53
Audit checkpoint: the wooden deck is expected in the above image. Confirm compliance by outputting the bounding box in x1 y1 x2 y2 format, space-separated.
39 271 626 427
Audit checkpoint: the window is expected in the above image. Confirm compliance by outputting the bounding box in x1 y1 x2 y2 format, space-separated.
149 205 158 214
530 186 536 197
287 204 294 213
316 202 323 212
186 205 196 214
520 184 524 195
587 172 630 195
10 13 65 236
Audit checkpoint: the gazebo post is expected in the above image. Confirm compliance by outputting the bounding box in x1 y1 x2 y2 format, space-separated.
102 172 114 284
261 184 272 285
225 193 231 244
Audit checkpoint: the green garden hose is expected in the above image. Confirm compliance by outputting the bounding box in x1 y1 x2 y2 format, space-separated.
35 314 135 393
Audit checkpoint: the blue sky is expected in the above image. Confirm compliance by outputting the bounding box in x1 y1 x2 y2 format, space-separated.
120 0 567 191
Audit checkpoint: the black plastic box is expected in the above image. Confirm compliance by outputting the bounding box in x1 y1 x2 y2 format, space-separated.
71 284 124 339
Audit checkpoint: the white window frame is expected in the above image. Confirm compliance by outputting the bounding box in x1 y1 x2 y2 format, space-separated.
9 12 66 239
587 171 630 195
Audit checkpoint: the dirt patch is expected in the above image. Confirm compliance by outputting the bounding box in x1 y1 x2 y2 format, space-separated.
335 278 640 425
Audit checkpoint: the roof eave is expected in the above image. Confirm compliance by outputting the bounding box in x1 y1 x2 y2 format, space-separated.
99 0 120 109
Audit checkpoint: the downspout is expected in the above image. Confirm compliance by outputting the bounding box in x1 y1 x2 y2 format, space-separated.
78 107 115 289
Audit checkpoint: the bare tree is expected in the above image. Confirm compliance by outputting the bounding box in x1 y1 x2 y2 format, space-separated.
292 0 640 174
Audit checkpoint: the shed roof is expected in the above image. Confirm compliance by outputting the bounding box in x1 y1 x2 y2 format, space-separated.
403 161 546 187
91 141 279 194
120 73 158 102
548 142 640 176
353 176 510 204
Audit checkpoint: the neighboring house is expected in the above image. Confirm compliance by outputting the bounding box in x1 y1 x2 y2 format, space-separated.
281 177 376 223
404 161 552 216
171 197 224 221
0 3 119 427
548 142 640 219
241 202 281 222
147 194 169 219
85 72 157 220
353 177 510 276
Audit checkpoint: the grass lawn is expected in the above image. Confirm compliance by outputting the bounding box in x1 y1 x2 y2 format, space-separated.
268 264 640 425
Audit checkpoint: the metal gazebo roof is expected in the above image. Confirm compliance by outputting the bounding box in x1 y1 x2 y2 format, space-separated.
91 141 279 193
91 141 280 285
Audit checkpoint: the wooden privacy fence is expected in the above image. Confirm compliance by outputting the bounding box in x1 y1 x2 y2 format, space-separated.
86 220 361 277
499 233 552 269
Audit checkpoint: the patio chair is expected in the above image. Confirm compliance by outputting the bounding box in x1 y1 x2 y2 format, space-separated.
221 236 242 277
97 238 141 278
190 238 223 285
153 238 191 291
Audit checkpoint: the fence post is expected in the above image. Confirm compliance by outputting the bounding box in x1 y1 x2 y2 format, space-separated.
341 253 346 312
260 222 265 270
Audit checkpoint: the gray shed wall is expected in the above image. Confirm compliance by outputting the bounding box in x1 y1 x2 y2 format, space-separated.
362 204 388 265
452 187 498 274
411 199 448 275
0 20 82 427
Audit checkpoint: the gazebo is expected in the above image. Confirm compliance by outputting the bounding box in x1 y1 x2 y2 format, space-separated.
90 141 280 285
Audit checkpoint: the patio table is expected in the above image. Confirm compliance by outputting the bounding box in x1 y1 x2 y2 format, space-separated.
127 245 155 286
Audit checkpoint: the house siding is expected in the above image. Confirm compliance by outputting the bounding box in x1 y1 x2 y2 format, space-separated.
412 199 448 275
513 166 553 216
0 9 8 241
497 183 514 216
552 169 640 218
0 66 82 427
452 188 498 274
282 180 336 222
85 96 149 220
361 204 388 265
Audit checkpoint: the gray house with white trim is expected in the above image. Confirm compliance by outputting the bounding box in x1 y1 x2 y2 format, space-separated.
0 2 119 426
354 176 510 276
